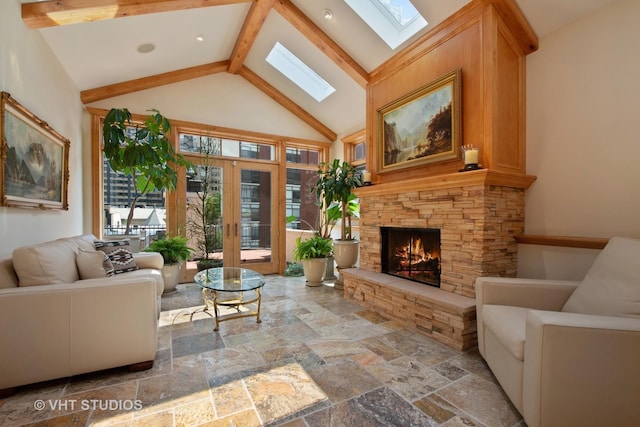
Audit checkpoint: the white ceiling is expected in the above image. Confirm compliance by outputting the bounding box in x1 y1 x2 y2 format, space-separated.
21 0 618 140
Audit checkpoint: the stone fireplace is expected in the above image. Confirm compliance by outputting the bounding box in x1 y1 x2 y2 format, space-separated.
342 170 535 350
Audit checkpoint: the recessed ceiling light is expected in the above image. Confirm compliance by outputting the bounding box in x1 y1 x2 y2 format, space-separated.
195 34 205 42
137 42 155 54
322 8 334 21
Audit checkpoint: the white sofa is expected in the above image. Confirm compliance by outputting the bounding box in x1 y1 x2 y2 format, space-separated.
0 234 164 395
476 236 640 427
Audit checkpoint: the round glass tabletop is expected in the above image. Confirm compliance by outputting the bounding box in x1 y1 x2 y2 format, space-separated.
194 267 265 292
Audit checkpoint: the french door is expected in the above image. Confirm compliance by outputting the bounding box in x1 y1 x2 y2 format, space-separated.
181 158 279 280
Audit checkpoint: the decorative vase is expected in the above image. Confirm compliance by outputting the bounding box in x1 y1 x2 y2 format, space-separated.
302 258 327 287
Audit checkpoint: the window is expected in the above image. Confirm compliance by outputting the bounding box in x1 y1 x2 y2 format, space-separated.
266 42 336 102
180 132 275 160
286 168 318 230
102 125 165 237
286 147 320 165
343 129 366 168
344 0 427 49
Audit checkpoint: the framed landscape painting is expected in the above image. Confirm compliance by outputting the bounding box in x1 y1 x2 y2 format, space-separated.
0 92 70 210
377 69 461 173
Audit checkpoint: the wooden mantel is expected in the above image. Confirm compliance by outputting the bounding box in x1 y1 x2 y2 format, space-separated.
355 169 536 197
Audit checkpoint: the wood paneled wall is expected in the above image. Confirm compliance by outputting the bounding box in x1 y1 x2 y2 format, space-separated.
367 0 537 185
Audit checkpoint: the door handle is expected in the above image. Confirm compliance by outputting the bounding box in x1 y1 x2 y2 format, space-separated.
235 223 238 236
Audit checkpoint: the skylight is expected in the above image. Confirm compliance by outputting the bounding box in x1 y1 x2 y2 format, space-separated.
344 0 428 49
266 42 336 102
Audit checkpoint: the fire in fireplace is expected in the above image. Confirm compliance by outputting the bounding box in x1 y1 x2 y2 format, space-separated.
381 227 441 287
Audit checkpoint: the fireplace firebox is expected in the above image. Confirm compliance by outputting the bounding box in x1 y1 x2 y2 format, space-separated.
381 227 441 287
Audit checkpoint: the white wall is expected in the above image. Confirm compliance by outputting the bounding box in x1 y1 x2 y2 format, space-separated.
86 73 328 142
520 0 640 279
0 1 85 254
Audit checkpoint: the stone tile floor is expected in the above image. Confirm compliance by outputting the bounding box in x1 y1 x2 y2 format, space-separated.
0 275 524 426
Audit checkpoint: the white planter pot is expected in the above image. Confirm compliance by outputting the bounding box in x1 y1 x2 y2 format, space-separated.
333 240 359 268
161 263 181 294
302 258 327 287
333 240 359 290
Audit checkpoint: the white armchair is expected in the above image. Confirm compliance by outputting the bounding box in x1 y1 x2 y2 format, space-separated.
476 237 640 427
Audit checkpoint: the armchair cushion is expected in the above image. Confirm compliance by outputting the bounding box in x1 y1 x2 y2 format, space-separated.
562 237 640 318
482 305 529 360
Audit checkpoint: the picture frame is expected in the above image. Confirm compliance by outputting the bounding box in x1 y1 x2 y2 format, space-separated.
0 92 70 210
377 68 461 173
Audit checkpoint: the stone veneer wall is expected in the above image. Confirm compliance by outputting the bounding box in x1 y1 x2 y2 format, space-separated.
343 176 531 350
358 183 526 299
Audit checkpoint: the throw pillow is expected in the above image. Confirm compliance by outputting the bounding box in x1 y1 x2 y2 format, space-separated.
76 249 115 279
94 239 139 274
562 237 640 318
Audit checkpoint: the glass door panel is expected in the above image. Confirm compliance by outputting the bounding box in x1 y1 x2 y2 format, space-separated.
233 163 278 274
239 168 271 265
185 163 225 272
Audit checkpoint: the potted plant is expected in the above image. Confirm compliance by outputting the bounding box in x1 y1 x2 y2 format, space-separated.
313 159 362 288
145 235 194 294
292 234 333 287
102 108 191 245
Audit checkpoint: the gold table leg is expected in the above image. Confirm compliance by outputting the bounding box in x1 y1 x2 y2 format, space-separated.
202 287 263 332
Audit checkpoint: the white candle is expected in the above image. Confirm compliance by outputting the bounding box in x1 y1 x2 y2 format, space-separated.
465 149 479 165
363 172 372 183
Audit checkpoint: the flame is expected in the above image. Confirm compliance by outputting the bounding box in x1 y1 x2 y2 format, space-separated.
395 237 439 268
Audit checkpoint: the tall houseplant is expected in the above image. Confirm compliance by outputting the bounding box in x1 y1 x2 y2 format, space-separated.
313 159 363 241
102 108 191 235
313 159 362 288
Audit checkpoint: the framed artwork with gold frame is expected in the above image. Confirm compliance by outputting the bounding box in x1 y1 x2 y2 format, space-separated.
0 92 70 210
377 68 461 173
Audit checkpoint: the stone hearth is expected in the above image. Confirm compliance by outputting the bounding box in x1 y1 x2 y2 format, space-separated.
344 170 535 350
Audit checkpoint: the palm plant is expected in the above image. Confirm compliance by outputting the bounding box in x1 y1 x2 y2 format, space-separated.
313 159 363 240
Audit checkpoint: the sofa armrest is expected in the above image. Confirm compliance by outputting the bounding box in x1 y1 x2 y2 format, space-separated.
70 278 158 375
133 252 164 270
523 310 640 427
475 277 579 311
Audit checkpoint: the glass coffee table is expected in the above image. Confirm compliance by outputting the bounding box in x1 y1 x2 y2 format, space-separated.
193 267 265 331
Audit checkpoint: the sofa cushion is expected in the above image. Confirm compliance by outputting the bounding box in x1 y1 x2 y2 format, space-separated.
76 250 115 279
562 237 640 318
13 239 80 286
481 305 530 361
94 239 139 274
67 234 99 252
0 255 19 289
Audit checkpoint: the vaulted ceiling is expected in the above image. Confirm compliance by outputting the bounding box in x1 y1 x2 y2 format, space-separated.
20 0 617 141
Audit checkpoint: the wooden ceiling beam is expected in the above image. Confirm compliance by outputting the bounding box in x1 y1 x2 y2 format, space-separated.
22 0 250 29
238 66 336 141
80 61 230 104
272 0 369 88
228 0 276 74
